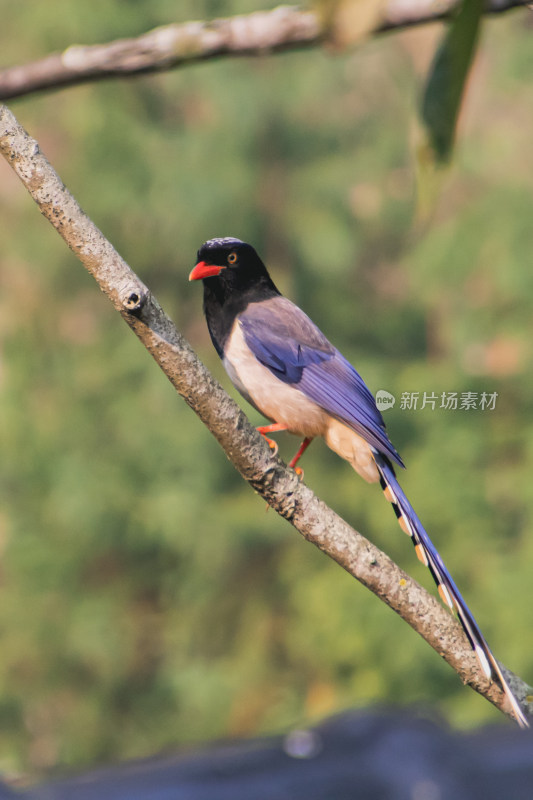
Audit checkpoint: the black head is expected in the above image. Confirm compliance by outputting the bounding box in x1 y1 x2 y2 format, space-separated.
189 237 278 297
190 238 281 358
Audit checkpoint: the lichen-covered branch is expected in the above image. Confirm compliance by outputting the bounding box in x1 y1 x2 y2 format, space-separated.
0 1 529 101
0 103 529 723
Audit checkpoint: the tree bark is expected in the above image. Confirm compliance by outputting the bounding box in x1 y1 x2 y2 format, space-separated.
0 103 529 724
0 1 529 101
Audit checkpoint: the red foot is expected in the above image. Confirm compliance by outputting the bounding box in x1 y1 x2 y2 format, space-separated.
264 436 279 456
257 423 288 457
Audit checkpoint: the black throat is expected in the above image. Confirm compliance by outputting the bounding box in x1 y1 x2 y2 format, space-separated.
202 274 280 359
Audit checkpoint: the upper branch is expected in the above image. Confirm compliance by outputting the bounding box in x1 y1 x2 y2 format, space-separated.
0 103 530 724
0 0 529 101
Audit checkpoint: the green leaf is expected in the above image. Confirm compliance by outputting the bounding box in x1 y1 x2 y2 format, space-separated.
422 0 483 164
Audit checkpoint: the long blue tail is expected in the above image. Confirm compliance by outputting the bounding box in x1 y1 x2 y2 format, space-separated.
373 451 528 729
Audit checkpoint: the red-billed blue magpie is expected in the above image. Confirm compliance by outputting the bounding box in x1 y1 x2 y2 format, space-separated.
190 236 528 728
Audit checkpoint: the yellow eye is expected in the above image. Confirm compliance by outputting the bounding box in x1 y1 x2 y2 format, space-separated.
227 252 238 265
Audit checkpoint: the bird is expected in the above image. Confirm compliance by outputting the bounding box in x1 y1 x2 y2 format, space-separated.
189 236 529 729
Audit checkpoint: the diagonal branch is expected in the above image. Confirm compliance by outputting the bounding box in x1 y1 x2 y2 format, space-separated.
0 1 530 101
0 103 529 723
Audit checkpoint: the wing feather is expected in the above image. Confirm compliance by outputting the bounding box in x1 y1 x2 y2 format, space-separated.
239 297 403 468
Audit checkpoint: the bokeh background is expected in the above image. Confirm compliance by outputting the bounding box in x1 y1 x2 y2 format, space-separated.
1 0 532 781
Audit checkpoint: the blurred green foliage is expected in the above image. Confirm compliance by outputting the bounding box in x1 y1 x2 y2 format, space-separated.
1 0 533 781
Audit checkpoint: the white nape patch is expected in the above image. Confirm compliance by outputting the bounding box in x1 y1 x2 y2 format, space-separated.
224 322 329 438
205 236 243 249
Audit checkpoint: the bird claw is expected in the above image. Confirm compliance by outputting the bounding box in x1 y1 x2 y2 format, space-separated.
265 437 278 457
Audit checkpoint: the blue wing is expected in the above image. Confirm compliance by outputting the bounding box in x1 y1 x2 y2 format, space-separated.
239 297 403 468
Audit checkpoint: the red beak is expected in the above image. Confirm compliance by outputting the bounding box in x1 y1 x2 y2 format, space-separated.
189 261 225 281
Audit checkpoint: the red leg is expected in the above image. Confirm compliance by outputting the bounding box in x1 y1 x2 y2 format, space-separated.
289 437 313 477
256 422 288 455
256 423 288 435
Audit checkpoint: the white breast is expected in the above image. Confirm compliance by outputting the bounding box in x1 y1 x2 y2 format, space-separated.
224 321 329 438
224 321 379 483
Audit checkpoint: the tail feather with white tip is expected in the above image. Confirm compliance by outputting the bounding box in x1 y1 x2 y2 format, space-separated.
373 451 529 729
